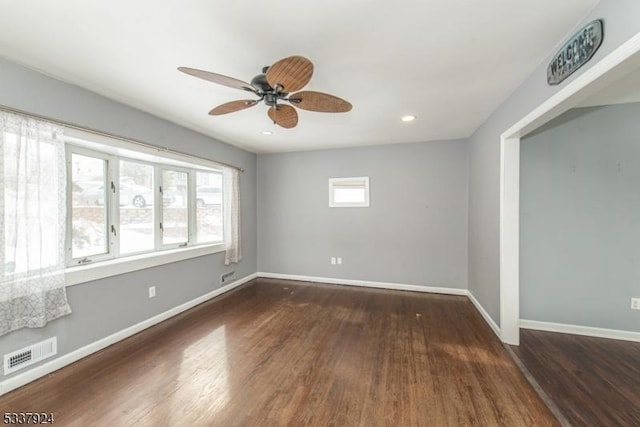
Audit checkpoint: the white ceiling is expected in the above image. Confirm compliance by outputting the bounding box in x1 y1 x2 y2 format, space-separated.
0 0 598 153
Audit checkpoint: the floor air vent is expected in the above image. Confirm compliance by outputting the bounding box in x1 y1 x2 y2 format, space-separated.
4 337 57 375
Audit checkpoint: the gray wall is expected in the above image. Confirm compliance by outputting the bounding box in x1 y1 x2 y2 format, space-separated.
521 103 640 331
2 1 638 384
0 57 257 381
467 1 640 326
258 140 468 288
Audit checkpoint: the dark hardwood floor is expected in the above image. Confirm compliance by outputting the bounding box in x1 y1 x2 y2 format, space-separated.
510 329 640 427
1 279 557 426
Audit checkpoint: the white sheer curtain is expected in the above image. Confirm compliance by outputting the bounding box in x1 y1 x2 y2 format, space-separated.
222 166 241 265
0 112 71 337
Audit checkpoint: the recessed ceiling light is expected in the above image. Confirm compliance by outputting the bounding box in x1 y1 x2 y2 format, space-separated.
261 130 273 135
401 115 417 122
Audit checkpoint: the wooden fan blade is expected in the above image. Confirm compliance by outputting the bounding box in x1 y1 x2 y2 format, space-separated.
266 56 313 93
178 67 256 93
267 105 298 129
209 100 258 116
288 91 352 113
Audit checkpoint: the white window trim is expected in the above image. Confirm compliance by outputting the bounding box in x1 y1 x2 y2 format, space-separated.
65 243 224 286
63 127 226 285
329 176 370 207
65 128 222 172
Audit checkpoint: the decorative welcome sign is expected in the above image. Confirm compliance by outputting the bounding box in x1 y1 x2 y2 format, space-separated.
547 20 604 85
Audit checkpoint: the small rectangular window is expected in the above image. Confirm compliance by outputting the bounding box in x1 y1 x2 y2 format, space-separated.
329 177 370 207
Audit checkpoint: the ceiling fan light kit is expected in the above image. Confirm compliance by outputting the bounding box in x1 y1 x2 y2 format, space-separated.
178 56 352 129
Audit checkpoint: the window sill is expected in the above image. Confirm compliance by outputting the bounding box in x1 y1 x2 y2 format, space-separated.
65 243 225 286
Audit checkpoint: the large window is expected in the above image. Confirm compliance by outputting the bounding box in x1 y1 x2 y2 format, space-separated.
66 144 224 266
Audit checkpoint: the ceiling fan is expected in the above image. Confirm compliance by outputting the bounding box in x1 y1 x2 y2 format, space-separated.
178 56 352 129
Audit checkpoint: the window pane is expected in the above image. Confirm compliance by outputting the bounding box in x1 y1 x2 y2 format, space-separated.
329 177 369 207
162 170 188 245
119 160 154 254
334 187 366 203
196 171 223 243
71 153 108 258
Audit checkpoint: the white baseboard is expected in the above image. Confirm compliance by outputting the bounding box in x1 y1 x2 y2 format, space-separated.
520 319 640 343
467 291 502 339
257 272 506 340
0 272 258 396
257 272 468 296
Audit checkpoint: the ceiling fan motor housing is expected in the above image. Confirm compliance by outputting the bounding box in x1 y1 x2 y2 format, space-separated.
264 93 279 106
252 73 289 106
250 74 272 93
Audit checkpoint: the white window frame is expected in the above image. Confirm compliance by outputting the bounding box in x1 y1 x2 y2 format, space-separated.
160 166 192 250
66 146 116 266
63 129 226 285
329 176 370 207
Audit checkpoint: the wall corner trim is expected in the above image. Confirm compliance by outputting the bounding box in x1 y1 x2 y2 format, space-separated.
0 272 258 397
520 319 640 343
499 31 640 347
467 291 502 339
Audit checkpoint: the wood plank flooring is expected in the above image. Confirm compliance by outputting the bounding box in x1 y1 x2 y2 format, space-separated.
0 279 557 426
510 329 640 427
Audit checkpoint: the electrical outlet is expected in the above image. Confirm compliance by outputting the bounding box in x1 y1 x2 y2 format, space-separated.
631 298 640 310
331 257 336 265
148 286 156 299
337 257 342 265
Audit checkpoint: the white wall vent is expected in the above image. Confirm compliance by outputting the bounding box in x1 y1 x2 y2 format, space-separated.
4 337 57 375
